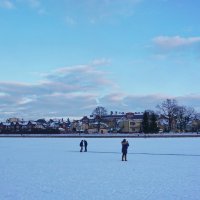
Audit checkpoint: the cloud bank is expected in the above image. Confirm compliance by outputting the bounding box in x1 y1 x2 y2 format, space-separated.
1 60 200 121
153 36 200 49
0 60 114 120
62 0 143 24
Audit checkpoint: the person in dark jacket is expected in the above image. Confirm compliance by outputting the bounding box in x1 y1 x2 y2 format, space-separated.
121 139 129 161
80 140 84 152
84 140 88 152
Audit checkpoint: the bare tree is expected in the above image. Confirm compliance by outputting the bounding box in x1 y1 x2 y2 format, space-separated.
176 106 196 132
157 99 178 132
92 106 108 133
193 113 200 133
92 106 107 117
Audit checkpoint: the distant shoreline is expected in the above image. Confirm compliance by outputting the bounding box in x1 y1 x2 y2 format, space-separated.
0 133 200 138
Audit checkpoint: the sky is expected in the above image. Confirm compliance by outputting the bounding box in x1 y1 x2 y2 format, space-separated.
0 0 200 120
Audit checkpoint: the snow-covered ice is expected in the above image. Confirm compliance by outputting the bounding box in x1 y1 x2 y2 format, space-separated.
0 137 200 200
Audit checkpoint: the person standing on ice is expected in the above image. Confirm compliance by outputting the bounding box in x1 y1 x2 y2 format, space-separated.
84 140 88 152
121 139 129 161
80 140 84 152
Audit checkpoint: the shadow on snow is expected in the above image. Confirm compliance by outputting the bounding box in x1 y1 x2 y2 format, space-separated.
68 150 200 157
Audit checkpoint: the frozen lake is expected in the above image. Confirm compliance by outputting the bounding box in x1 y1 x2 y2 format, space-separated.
0 137 200 200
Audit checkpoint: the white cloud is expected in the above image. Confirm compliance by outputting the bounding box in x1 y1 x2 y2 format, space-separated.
0 60 116 120
13 0 47 14
153 36 200 49
44 60 116 90
62 0 142 23
0 0 15 9
90 58 111 66
177 94 200 111
65 16 76 25
0 92 9 97
100 93 200 113
27 0 40 8
25 0 47 15
1 60 200 121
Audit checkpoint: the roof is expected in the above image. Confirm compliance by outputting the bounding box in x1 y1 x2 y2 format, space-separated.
2 122 11 126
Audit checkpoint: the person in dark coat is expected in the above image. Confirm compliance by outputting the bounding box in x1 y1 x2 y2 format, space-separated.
80 140 84 152
121 139 129 161
84 140 88 152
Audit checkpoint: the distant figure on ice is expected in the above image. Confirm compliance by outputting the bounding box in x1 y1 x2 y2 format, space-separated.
84 140 88 152
80 140 84 152
121 139 129 161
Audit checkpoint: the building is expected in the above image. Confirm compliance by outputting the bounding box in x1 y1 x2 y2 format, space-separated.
117 112 143 133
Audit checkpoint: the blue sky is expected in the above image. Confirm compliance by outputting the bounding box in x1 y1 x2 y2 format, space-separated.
0 0 200 120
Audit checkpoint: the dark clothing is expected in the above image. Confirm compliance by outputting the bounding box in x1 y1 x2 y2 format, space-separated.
84 140 88 152
122 142 129 154
121 140 129 161
80 140 84 152
80 141 84 147
122 153 127 161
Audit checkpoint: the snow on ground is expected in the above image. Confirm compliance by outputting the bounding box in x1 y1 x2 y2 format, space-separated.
0 137 200 200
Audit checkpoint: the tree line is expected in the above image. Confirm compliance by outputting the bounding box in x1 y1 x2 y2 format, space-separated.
142 99 198 133
92 98 199 133
156 99 197 133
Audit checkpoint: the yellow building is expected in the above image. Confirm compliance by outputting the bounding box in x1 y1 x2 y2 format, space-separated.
118 113 142 133
6 118 20 123
88 122 109 134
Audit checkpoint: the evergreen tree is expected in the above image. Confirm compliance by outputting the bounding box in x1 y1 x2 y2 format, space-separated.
142 111 149 133
67 118 71 124
149 113 159 133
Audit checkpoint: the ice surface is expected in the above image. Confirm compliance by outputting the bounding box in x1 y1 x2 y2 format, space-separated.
0 137 200 200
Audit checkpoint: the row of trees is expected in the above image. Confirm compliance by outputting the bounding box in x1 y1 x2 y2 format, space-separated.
156 99 196 132
141 99 197 133
91 98 199 133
